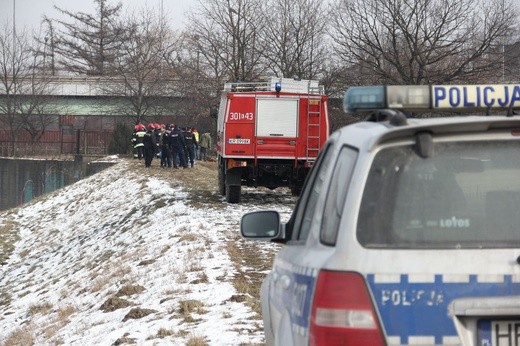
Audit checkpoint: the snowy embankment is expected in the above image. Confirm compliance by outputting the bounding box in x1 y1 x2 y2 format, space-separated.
0 157 293 345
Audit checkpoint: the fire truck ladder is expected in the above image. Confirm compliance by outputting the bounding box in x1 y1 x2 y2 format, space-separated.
306 83 323 162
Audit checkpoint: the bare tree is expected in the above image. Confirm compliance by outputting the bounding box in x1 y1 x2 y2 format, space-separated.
165 0 268 129
52 0 123 76
108 9 174 125
41 18 57 76
187 0 267 83
260 0 328 80
0 24 58 156
163 32 223 128
329 0 519 85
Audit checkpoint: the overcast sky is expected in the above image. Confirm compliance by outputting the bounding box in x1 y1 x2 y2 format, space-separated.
0 0 197 34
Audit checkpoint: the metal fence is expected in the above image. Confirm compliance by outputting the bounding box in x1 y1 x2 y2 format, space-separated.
0 129 114 157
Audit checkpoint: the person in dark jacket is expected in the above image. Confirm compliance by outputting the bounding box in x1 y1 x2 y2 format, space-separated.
158 124 172 168
143 123 157 168
183 127 196 168
154 123 161 158
169 125 187 169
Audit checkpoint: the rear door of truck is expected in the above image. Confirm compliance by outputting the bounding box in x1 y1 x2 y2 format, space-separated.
255 96 299 159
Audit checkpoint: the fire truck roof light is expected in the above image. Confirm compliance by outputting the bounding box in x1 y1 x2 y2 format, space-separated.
344 84 520 113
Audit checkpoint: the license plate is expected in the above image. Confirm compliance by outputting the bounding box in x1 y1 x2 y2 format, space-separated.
228 138 250 144
478 319 520 346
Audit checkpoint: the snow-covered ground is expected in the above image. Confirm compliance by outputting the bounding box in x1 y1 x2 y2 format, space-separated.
0 157 295 345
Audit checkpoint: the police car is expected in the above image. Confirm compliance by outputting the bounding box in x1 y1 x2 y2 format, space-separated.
240 84 520 346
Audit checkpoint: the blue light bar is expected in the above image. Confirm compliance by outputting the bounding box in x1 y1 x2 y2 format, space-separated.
343 84 520 113
343 86 385 113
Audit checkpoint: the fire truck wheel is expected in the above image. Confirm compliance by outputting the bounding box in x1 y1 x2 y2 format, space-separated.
226 184 241 204
218 162 226 196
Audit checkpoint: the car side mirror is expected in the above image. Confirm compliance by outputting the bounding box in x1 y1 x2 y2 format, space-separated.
240 210 281 239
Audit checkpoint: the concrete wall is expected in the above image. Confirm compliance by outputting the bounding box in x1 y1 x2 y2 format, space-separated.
0 158 114 211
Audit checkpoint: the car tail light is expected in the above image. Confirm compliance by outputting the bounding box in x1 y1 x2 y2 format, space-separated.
309 270 385 346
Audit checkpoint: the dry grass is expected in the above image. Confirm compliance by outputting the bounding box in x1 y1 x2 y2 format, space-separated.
179 299 206 316
0 289 12 306
192 271 209 284
18 249 31 259
112 333 137 345
27 264 41 274
126 159 224 210
0 219 21 265
160 245 171 254
116 284 145 297
138 259 156 266
154 328 175 339
100 297 133 312
186 335 209 346
187 261 203 272
178 233 198 243
3 327 35 346
28 302 53 316
39 306 76 340
58 305 77 321
175 270 188 284
226 238 278 318
90 275 112 294
122 307 157 322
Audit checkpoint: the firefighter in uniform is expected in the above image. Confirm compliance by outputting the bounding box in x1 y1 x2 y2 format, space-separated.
131 124 146 159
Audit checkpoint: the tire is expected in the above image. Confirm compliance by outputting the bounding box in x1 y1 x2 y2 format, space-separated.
226 184 241 203
218 159 226 196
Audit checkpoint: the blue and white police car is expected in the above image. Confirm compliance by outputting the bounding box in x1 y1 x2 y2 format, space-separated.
241 84 520 346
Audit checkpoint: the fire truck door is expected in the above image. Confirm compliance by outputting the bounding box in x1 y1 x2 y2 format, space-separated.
224 96 255 157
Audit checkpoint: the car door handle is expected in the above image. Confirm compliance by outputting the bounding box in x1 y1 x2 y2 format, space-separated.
280 275 291 290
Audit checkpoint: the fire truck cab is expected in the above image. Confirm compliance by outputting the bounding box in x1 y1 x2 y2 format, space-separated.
216 77 329 203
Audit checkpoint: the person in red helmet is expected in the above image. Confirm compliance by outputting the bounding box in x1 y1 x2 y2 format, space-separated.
131 123 146 159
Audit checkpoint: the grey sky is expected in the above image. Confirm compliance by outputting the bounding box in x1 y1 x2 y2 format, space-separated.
1 0 197 35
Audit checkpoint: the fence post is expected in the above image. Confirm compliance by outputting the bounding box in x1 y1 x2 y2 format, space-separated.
76 129 81 155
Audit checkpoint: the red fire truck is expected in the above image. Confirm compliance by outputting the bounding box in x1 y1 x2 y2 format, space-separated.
216 77 329 203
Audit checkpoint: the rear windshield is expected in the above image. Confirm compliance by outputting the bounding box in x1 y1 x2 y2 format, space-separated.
358 140 520 249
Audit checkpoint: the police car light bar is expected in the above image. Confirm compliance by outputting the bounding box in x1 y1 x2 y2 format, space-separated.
343 84 520 113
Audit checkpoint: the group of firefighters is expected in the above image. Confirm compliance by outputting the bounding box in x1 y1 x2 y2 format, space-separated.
131 123 212 168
